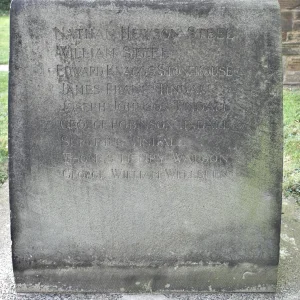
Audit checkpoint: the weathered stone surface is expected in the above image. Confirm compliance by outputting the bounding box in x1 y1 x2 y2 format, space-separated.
282 43 300 56
281 10 293 33
286 56 300 70
279 0 300 10
9 0 283 293
280 5 300 84
283 55 300 84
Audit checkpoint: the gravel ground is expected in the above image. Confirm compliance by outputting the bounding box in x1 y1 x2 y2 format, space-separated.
1 181 300 300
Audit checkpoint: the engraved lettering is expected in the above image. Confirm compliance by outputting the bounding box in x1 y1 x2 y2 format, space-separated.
62 83 101 95
187 27 234 40
120 26 179 41
61 102 106 112
123 47 168 59
60 119 105 130
63 169 104 180
107 83 146 95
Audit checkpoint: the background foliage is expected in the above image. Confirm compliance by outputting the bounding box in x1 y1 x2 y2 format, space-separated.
0 15 9 64
0 72 8 184
0 0 10 14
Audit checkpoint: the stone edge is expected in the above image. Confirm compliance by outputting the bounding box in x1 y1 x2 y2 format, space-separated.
15 264 277 293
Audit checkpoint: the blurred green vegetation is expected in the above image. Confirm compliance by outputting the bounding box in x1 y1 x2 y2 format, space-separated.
0 72 8 184
0 0 10 14
0 15 9 64
283 89 300 199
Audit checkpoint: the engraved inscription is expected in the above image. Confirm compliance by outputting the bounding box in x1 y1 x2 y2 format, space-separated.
52 22 239 181
62 168 228 181
57 64 234 79
54 26 235 41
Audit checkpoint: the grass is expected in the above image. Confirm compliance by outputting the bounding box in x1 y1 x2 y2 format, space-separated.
0 15 9 64
0 13 9 183
0 72 8 184
283 89 300 199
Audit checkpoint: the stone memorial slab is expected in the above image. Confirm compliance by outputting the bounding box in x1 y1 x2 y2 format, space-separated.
9 0 283 293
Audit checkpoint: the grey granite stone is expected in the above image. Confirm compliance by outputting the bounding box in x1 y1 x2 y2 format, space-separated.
9 0 283 294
